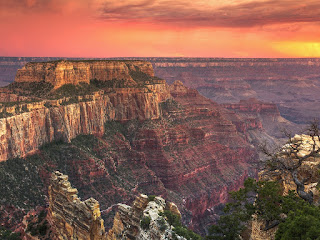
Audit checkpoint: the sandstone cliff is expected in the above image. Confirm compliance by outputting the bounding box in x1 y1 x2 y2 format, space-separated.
47 171 194 240
2 57 320 124
48 171 106 240
15 60 154 88
0 83 170 162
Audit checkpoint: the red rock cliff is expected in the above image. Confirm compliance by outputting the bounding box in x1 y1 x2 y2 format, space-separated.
15 60 154 88
0 85 170 162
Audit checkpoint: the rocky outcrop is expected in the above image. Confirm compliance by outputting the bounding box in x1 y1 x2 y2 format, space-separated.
0 83 170 162
47 172 190 240
107 194 187 240
47 171 107 240
247 134 320 240
15 60 154 88
260 134 320 198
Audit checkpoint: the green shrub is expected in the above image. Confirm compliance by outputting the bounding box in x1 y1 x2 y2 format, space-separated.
157 218 167 231
174 226 202 240
275 204 320 240
160 99 180 111
148 195 156 201
141 216 151 230
162 210 181 227
38 221 48 236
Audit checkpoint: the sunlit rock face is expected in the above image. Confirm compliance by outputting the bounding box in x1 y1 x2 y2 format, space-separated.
260 134 320 197
15 60 154 88
0 60 170 162
0 61 284 235
48 172 188 240
48 171 107 240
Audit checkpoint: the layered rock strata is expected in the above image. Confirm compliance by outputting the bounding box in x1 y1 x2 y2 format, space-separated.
15 60 154 88
48 171 107 240
48 172 189 240
222 98 301 139
0 84 170 162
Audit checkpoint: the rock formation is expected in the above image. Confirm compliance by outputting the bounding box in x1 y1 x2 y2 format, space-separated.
0 61 170 161
0 60 274 235
1 57 320 124
222 98 301 140
47 171 192 240
15 60 154 88
47 171 107 240
107 194 188 240
247 134 320 240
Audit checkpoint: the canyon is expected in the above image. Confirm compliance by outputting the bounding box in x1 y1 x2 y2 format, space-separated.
0 59 302 237
2 57 319 124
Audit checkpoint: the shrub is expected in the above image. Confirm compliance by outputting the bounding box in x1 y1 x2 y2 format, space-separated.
44 102 52 108
148 195 156 201
141 216 151 230
0 227 21 240
157 218 167 231
162 210 181 227
174 226 202 240
275 204 320 240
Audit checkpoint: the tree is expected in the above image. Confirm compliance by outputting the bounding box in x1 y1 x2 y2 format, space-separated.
260 120 320 204
207 121 320 239
275 203 320 240
206 178 285 239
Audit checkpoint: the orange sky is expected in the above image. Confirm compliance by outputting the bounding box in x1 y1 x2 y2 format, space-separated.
1 0 320 57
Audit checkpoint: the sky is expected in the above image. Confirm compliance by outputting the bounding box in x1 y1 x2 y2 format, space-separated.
1 0 320 57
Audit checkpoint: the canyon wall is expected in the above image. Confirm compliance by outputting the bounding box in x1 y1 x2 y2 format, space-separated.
150 58 320 124
222 98 301 139
2 57 319 123
47 171 190 240
15 60 154 88
47 171 107 240
0 84 170 162
0 59 280 235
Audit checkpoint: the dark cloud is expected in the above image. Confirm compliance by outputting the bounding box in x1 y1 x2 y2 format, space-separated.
98 0 320 28
0 0 69 14
1 0 49 10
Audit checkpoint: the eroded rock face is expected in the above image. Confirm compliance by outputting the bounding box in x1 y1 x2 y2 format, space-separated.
260 134 320 198
107 194 187 240
247 135 320 240
15 60 154 88
0 78 270 235
222 98 301 140
0 84 170 162
48 171 107 240
47 172 188 240
152 58 320 124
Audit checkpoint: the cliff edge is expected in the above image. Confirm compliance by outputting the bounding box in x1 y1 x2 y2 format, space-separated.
15 60 155 88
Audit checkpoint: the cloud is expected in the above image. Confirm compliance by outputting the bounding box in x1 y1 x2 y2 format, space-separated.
98 0 320 28
0 0 90 15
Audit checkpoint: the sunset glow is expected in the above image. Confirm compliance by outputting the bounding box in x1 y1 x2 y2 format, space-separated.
1 0 320 57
